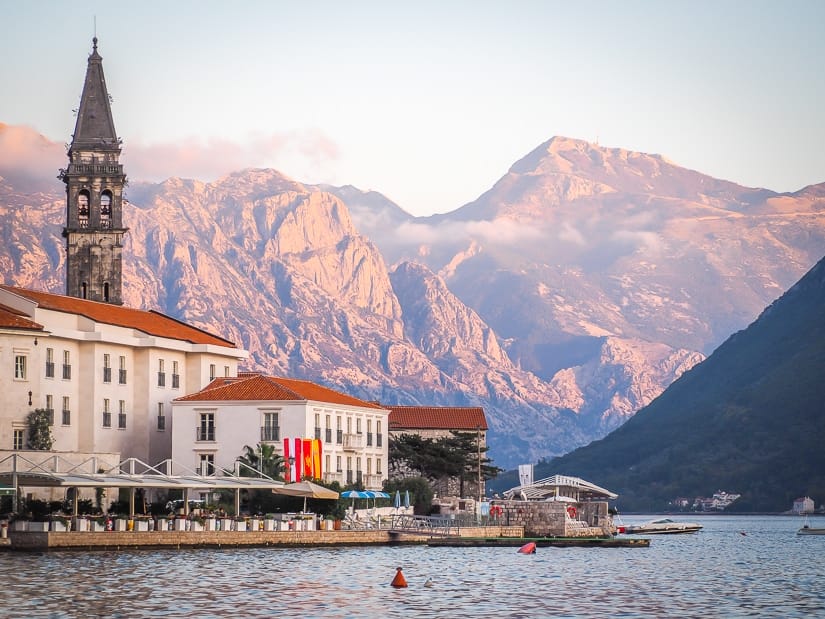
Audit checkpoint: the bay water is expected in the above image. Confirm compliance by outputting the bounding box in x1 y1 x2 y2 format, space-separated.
2 514 823 618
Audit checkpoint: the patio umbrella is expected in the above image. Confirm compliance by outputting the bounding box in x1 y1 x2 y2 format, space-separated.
394 490 401 511
340 490 371 513
273 481 339 512
404 490 410 509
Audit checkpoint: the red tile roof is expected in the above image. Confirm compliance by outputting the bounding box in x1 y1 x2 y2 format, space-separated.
387 406 488 431
1 286 236 348
175 373 386 410
0 303 44 331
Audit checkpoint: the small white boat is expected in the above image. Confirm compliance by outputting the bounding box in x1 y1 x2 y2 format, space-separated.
622 518 703 535
797 516 825 535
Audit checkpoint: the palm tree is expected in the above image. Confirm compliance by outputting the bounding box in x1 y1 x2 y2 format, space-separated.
237 443 285 480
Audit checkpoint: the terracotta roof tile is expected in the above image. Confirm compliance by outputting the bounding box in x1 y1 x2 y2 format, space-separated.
1 286 236 348
387 406 488 431
0 304 45 331
176 374 386 410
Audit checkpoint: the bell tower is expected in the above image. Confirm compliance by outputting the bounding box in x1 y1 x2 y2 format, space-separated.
60 37 128 305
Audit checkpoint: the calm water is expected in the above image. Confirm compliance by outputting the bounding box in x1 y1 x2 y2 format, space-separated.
2 515 824 618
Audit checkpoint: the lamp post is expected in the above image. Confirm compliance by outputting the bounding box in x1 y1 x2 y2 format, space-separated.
288 456 295 483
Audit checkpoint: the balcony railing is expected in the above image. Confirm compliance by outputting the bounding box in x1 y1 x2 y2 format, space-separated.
325 428 332 443
45 408 54 425
45 362 54 378
102 412 112 428
118 369 127 384
346 470 354 484
157 416 166 431
336 429 343 444
62 364 72 380
118 413 127 429
61 409 71 425
363 474 383 490
196 427 216 442
343 433 364 451
323 472 344 485
103 367 112 383
171 374 180 389
157 372 166 387
260 426 280 442
376 433 383 447
314 426 322 440
367 432 373 447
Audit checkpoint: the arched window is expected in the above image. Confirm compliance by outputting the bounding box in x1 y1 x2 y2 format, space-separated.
100 191 112 229
103 282 110 303
78 190 90 228
81 282 88 299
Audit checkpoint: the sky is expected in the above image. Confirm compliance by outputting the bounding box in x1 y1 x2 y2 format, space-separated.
2 0 824 216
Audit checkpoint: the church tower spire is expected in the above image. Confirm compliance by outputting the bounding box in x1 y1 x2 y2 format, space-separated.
60 37 128 305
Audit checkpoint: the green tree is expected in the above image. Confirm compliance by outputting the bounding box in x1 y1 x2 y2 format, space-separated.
26 408 53 450
237 443 285 479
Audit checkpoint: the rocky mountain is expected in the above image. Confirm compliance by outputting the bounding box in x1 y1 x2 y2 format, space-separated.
2 125 824 469
505 253 825 512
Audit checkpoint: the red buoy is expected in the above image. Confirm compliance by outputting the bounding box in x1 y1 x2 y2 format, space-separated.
391 567 408 588
517 542 537 554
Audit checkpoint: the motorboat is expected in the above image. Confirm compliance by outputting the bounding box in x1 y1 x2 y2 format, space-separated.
797 516 825 535
622 518 703 534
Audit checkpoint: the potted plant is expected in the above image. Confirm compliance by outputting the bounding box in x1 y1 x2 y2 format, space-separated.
90 515 107 532
174 516 187 531
233 516 247 531
263 514 276 531
189 514 205 531
50 515 70 532
133 516 151 532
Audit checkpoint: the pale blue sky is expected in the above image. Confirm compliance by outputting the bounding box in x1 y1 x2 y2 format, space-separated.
3 0 823 215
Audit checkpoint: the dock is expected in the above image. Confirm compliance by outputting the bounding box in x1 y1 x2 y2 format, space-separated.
427 536 650 548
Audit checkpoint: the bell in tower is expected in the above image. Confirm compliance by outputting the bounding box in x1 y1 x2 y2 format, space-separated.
60 37 128 305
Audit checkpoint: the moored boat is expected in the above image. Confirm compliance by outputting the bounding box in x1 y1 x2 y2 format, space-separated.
797 516 825 535
623 518 702 534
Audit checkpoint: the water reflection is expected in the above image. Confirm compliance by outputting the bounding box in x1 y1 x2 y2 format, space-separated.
2 516 824 618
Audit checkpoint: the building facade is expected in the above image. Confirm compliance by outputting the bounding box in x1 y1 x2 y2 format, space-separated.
59 37 128 305
0 285 247 467
172 373 390 490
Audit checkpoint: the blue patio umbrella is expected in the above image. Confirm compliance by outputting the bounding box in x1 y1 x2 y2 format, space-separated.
340 490 370 513
404 490 411 509
394 490 401 510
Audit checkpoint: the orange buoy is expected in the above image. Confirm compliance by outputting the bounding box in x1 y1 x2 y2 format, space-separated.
517 542 537 554
391 567 408 588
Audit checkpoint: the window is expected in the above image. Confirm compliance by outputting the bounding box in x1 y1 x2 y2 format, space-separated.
367 458 372 475
172 361 180 389
314 413 321 440
157 403 166 431
62 396 71 425
118 356 127 384
377 420 383 448
78 190 90 228
62 350 71 380
103 353 111 383
13 429 24 451
118 400 126 429
209 364 216 381
102 399 111 428
336 416 343 444
325 415 332 443
325 454 331 475
14 354 26 380
103 282 110 303
261 412 278 441
336 456 342 472
346 457 353 484
45 395 54 425
367 419 373 446
376 459 382 474
356 418 362 434
199 453 215 476
198 413 215 442
45 348 54 378
157 359 166 387
81 282 88 299
100 191 112 228
224 366 229 377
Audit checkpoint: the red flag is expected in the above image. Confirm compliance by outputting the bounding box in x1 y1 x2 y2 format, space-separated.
302 438 313 479
283 438 291 482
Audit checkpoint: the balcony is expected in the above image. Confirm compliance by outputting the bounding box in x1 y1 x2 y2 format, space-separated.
342 433 364 451
363 474 383 490
196 426 216 442
260 425 280 442
323 472 344 485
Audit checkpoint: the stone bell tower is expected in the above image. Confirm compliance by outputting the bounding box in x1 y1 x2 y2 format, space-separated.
60 37 128 305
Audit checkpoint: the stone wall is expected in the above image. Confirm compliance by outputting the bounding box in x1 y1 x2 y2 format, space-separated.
491 500 611 537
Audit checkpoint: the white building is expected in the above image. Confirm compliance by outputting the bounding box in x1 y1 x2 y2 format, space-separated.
172 373 389 490
0 285 247 467
793 496 815 514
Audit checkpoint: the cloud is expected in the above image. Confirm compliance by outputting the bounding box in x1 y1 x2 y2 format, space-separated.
0 123 65 187
395 217 546 247
122 129 341 182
